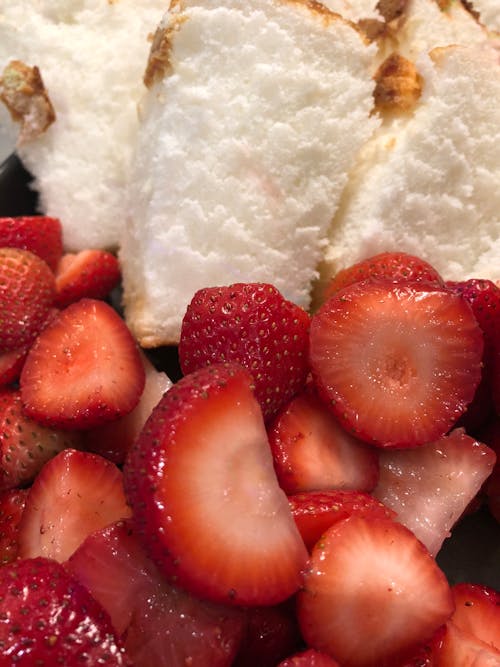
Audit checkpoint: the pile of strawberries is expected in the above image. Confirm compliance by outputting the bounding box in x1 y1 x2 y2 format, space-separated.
0 215 498 667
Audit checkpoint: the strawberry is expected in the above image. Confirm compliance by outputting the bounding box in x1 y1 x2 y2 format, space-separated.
124 362 309 607
20 298 145 429
0 487 28 564
432 620 500 666
373 428 496 556
67 520 246 667
476 417 500 522
84 352 172 465
288 489 396 551
0 247 55 351
0 387 84 491
277 648 342 666
0 215 63 271
0 556 131 666
309 280 484 448
321 251 444 303
450 583 500 651
178 283 310 421
54 248 121 308
17 448 132 562
297 516 454 667
268 387 379 494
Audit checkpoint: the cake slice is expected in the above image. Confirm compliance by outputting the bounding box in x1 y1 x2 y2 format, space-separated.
120 0 380 347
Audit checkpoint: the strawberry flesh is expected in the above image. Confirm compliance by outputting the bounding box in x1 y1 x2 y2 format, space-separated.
309 281 484 448
124 362 309 607
54 249 121 308
278 648 342 666
0 215 63 271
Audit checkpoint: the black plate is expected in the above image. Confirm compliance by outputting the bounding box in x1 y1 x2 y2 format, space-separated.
1 152 499 590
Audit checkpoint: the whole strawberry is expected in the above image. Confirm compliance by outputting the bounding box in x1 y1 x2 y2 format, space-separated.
179 283 310 421
0 247 55 351
0 556 132 665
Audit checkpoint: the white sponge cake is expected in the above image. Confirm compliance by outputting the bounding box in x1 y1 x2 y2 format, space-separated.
120 0 380 347
0 0 166 251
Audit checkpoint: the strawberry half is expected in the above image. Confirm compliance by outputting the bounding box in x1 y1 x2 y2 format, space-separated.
67 520 246 667
297 516 454 667
179 283 310 421
54 249 121 308
17 448 132 562
373 428 496 556
0 387 84 491
124 362 309 607
433 620 500 666
450 583 500 652
309 281 484 448
288 489 396 551
0 215 63 271
322 251 444 303
0 247 55 351
20 298 145 429
0 557 131 666
269 388 379 494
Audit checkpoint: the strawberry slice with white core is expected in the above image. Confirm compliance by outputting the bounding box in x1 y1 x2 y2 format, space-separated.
309 281 483 448
433 621 500 666
17 448 131 562
124 362 309 607
20 298 145 429
67 520 246 667
450 583 500 652
297 516 454 667
373 428 496 556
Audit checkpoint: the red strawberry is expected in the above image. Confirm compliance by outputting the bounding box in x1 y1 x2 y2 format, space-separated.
124 362 309 607
54 249 121 308
269 388 379 495
178 283 310 421
0 387 84 491
0 556 131 666
84 352 172 465
297 516 454 667
433 620 500 666
67 520 246 667
309 281 483 448
0 247 55 351
288 489 396 551
17 448 132 562
0 487 28 564
450 583 500 651
233 601 302 667
278 648 342 666
20 298 145 429
373 428 496 556
321 251 444 303
0 215 63 271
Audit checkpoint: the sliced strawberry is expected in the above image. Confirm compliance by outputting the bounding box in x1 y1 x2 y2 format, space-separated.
309 281 483 448
67 520 246 667
0 556 131 666
373 428 496 556
0 387 84 491
269 388 379 494
233 601 302 667
277 648 342 666
0 487 28 564
297 516 454 667
0 247 55 351
322 251 444 302
17 448 132 562
0 215 63 271
179 283 310 421
54 248 121 308
20 298 145 429
84 352 172 465
288 489 396 551
450 583 500 651
433 621 500 666
124 362 309 607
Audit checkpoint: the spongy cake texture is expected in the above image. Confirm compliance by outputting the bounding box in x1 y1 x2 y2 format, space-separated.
121 0 379 346
0 0 166 251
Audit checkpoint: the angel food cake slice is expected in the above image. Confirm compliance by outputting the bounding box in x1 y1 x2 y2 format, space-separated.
0 0 166 251
120 0 380 347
